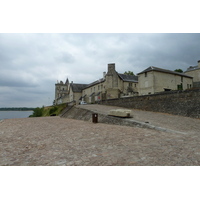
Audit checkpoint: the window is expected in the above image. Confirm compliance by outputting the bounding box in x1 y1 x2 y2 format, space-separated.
145 72 147 77
129 83 132 87
181 76 183 82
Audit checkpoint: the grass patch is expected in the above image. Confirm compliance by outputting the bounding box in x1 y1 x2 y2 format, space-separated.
29 104 67 117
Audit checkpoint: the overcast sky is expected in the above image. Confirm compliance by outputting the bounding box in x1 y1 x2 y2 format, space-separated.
0 33 200 107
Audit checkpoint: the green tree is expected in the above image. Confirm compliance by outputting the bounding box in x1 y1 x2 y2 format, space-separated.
124 71 135 75
49 106 58 115
29 107 44 117
174 69 183 73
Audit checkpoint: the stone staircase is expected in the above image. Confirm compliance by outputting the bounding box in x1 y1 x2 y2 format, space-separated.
59 105 74 117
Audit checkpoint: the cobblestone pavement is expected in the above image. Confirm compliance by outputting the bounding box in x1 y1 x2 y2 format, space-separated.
77 104 200 134
0 113 200 165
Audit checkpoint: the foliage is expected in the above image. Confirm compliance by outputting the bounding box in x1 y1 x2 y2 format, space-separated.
29 107 44 117
174 69 183 73
29 104 66 117
49 106 58 115
124 71 135 76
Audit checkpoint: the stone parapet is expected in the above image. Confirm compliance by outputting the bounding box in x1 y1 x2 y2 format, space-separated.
100 89 200 118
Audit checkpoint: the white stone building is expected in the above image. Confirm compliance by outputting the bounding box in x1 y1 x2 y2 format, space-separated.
137 66 193 95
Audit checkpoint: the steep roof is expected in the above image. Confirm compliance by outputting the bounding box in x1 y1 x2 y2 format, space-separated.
83 78 105 89
118 73 138 82
71 83 88 93
137 66 193 78
65 78 69 85
184 66 200 73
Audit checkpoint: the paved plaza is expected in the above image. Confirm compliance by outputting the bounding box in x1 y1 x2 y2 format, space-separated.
1 105 200 166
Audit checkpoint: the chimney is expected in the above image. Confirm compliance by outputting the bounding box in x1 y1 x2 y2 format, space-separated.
198 60 200 68
107 63 115 75
108 63 115 71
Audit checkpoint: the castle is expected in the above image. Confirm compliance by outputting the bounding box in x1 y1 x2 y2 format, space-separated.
54 61 200 105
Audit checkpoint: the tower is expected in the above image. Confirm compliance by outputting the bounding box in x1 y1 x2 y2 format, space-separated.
54 78 70 105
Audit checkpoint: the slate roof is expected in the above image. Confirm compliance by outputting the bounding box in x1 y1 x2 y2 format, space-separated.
79 94 87 100
184 66 200 72
137 66 193 78
83 78 105 89
89 92 95 97
95 92 101 96
71 83 88 93
65 78 69 85
118 73 138 82
70 71 139 93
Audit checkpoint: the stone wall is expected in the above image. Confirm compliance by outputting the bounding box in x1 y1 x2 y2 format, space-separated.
61 106 152 129
100 89 200 118
193 82 200 88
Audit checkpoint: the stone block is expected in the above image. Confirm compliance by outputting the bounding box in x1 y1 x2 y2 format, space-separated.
108 109 132 118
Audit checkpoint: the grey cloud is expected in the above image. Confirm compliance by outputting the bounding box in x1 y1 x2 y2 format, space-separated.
1 33 200 107
54 52 75 63
124 33 200 72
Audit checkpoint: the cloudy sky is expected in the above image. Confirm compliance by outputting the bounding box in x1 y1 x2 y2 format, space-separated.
0 33 200 107
0 0 200 108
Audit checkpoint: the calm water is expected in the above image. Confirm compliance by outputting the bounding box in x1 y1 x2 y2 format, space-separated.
0 111 33 120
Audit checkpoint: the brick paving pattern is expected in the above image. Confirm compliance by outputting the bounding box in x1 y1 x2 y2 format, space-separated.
1 105 200 165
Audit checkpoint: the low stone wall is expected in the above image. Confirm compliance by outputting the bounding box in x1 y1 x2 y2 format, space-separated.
61 106 152 128
100 89 200 118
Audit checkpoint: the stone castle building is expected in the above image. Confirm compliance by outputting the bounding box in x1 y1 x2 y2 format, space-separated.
54 61 200 105
54 63 138 105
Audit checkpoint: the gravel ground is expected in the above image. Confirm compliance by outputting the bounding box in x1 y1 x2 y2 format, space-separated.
1 115 200 166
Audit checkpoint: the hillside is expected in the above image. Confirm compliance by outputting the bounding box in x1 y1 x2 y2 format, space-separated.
29 104 66 117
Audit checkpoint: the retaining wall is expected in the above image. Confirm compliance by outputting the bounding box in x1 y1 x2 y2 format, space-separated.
61 106 151 128
99 89 200 118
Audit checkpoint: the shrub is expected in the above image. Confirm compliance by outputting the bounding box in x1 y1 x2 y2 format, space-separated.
29 107 44 117
49 106 58 115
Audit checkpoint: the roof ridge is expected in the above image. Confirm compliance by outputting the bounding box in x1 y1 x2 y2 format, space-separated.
137 66 193 78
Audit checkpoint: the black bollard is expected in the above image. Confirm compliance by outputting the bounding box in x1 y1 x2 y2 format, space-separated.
92 113 98 123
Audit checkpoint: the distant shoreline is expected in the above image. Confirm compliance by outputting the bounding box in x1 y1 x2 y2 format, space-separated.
0 108 35 111
0 110 33 111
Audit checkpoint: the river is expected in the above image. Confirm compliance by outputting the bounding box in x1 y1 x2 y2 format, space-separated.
0 111 33 120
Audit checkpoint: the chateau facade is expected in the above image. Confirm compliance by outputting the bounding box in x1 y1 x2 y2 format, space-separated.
54 61 200 105
54 63 138 105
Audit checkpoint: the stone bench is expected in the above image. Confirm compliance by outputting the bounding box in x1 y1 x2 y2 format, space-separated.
108 109 132 118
